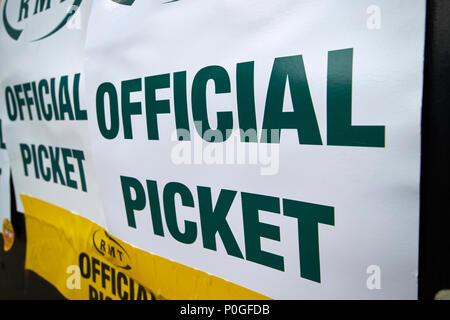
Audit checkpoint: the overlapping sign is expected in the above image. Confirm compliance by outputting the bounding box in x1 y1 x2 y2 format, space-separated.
83 0 425 299
0 0 105 225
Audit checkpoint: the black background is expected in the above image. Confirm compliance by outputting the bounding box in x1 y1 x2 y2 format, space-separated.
418 0 450 300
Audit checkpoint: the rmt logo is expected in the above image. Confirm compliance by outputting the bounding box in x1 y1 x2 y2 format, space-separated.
92 229 132 270
2 0 83 41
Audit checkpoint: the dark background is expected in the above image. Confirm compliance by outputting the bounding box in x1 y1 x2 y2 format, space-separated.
1 0 449 300
0 178 64 299
418 0 450 300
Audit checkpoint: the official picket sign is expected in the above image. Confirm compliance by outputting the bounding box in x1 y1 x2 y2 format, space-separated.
0 0 426 300
84 0 426 299
0 0 105 225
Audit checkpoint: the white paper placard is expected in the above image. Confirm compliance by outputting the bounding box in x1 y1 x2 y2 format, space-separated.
0 0 105 225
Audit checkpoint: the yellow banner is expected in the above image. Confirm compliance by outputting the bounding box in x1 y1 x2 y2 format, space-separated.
22 195 269 300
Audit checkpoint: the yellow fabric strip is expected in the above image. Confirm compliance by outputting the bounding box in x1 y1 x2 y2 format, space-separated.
22 195 270 300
